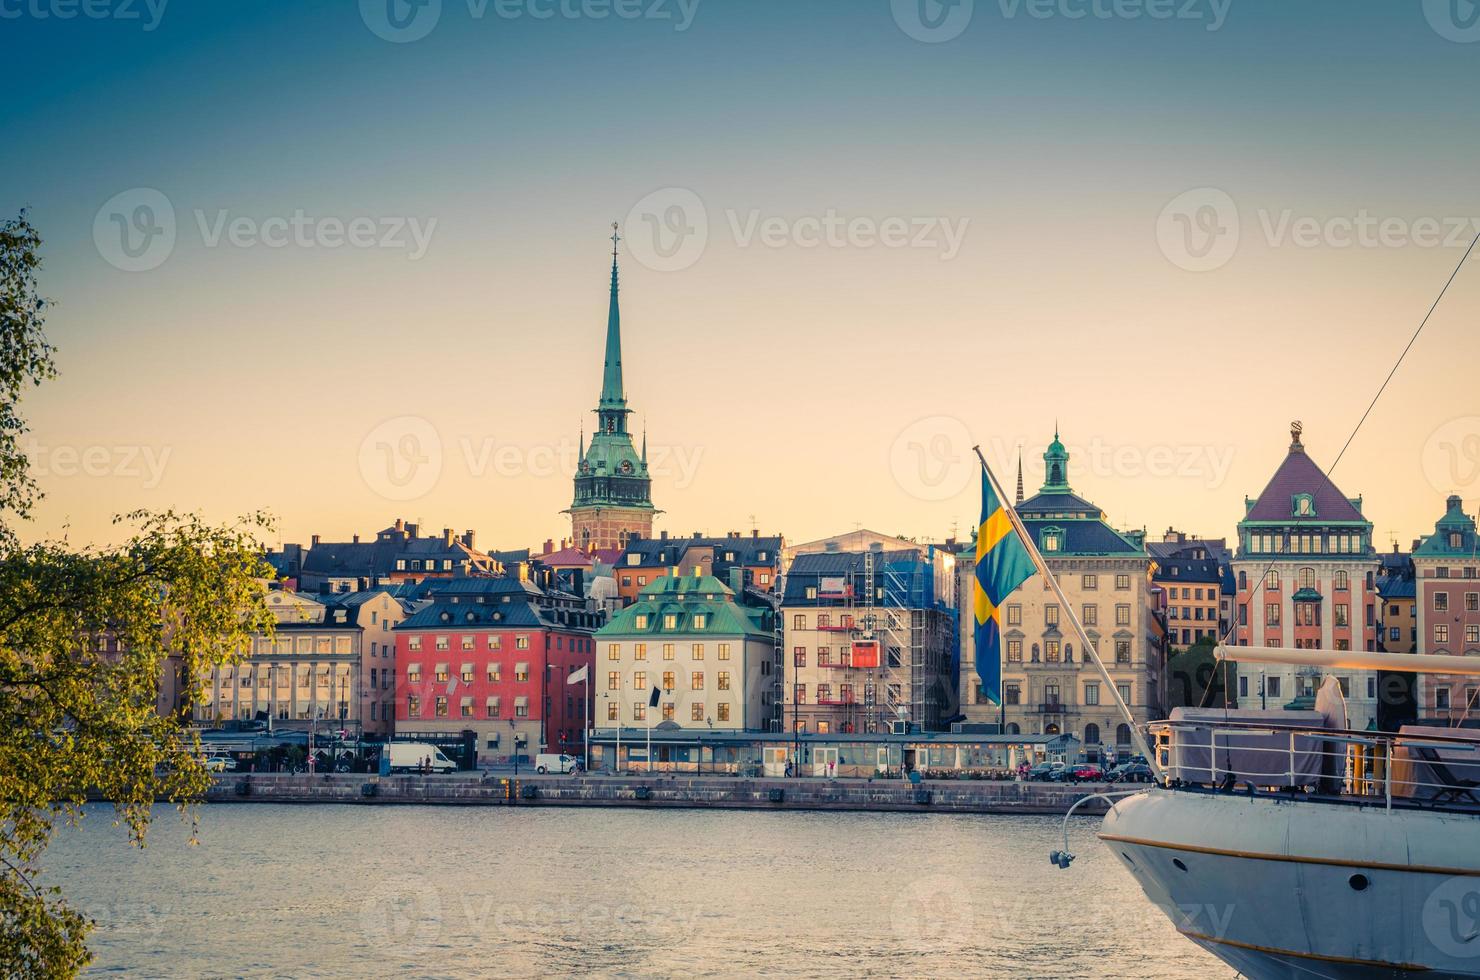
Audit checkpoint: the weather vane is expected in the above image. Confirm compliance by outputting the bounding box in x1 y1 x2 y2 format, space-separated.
610 221 621 258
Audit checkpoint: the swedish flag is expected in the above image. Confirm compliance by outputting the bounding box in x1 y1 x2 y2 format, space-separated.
974 469 1036 704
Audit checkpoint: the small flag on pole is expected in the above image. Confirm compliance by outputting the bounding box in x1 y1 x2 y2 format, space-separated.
567 665 588 686
648 685 662 708
974 468 1035 704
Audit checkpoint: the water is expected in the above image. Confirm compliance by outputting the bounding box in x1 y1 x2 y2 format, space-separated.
45 804 1233 978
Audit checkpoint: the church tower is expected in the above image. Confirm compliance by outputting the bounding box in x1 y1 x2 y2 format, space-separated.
565 226 656 552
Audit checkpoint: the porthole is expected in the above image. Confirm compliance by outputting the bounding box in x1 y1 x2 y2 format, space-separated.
1172 858 1188 872
1349 874 1369 891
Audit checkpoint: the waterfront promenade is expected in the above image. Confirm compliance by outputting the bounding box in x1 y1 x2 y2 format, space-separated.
205 772 1118 814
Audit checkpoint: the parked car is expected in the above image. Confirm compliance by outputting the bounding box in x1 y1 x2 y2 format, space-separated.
1108 761 1154 783
535 753 581 774
1064 762 1104 783
202 756 235 773
1027 762 1063 781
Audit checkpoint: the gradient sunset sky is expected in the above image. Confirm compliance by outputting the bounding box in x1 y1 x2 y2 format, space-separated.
5 0 1479 553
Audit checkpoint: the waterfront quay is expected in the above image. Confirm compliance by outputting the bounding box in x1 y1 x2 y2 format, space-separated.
206 772 1115 814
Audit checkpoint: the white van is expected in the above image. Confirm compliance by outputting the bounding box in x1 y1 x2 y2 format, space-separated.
535 753 580 774
386 742 457 774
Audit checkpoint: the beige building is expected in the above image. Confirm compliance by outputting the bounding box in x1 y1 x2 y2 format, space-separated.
196 589 406 736
958 433 1163 759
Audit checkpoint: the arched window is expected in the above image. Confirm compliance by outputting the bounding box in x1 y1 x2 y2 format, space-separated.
1238 570 1247 590
1334 570 1349 590
1115 723 1132 747
1045 723 1060 735
1267 570 1281 590
1006 722 1020 735
1299 567 1316 590
1084 723 1101 744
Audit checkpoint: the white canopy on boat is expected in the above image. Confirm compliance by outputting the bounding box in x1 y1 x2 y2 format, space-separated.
1217 644 1480 676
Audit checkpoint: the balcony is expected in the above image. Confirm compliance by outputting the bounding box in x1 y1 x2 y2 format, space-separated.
1036 702 1076 714
816 696 857 706
816 623 857 633
818 660 854 670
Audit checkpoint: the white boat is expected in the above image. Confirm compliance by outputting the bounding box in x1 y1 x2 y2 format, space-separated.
1095 646 1480 979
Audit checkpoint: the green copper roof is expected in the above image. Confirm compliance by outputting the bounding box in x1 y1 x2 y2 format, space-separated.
1414 495 1479 557
1041 426 1071 494
597 573 772 638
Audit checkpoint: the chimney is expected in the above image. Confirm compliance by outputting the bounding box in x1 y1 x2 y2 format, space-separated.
544 539 554 555
660 530 669 540
311 534 320 547
395 518 404 532
692 531 701 540
462 529 475 550
406 522 419 539
728 567 744 593
752 529 759 538
443 527 454 547
352 534 359 544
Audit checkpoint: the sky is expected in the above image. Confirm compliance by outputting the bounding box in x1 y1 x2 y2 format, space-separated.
4 0 1479 554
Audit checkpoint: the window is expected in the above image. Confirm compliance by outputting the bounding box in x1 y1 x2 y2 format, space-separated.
435 636 449 651
689 703 705 722
691 671 704 690
1082 574 1098 590
1116 682 1131 705
1335 604 1349 627
663 614 678 629
1267 676 1281 698
663 644 675 661
434 663 450 682
718 671 731 691
407 695 420 715
460 698 474 718
514 663 530 682
1006 639 1023 663
633 671 646 691
1468 593 1480 612
1045 605 1060 628
606 701 618 721
693 614 707 629
634 614 649 629
663 671 675 692
1436 625 1450 644
718 643 731 660
1084 682 1100 705
794 684 806 705
1267 570 1280 590
661 702 675 722
717 703 730 722
1115 640 1130 664
692 644 704 660
1115 574 1130 590
1116 604 1131 626
1437 687 1452 710
633 703 646 721
1082 604 1098 626
794 647 806 667
1468 625 1480 644
435 696 448 717
634 643 647 661
487 635 501 650
1436 592 1450 612
461 635 474 651
1004 683 1021 705
1335 570 1349 590
608 671 620 691
1045 640 1061 662
1266 603 1281 626
487 697 501 719
1042 529 1063 552
515 696 529 718
1238 676 1248 698
408 636 422 652
516 635 530 650
608 643 621 661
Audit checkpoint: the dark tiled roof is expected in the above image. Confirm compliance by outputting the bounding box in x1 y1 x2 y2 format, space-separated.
619 536 783 569
1152 558 1222 584
782 549 933 604
1243 443 1365 523
1016 492 1103 517
1019 517 1143 557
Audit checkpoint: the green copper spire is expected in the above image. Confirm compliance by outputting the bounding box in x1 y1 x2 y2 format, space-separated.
600 222 626 411
1042 427 1071 493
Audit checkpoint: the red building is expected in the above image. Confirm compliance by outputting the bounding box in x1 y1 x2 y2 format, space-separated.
393 578 600 763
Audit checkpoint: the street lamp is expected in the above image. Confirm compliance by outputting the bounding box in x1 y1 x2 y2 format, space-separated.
509 718 518 777
704 717 713 776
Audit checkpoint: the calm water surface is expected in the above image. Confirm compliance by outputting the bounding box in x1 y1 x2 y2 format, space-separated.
46 803 1233 978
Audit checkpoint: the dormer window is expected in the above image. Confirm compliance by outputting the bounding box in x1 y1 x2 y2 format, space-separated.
1292 493 1316 517
635 614 649 629
1041 527 1064 553
1452 532 1464 549
627 554 641 566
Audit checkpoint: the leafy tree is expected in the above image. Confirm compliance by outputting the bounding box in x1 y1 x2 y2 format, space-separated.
0 211 275 975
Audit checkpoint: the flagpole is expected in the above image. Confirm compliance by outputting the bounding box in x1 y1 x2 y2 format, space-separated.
584 673 590 772
972 446 1163 781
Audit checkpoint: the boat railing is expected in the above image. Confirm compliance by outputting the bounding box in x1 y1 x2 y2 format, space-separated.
1147 719 1480 812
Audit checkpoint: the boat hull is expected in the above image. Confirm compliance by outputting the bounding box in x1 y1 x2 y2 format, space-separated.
1100 789 1480 979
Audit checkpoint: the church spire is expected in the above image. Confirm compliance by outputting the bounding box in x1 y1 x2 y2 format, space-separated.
1015 446 1024 505
600 222 626 410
